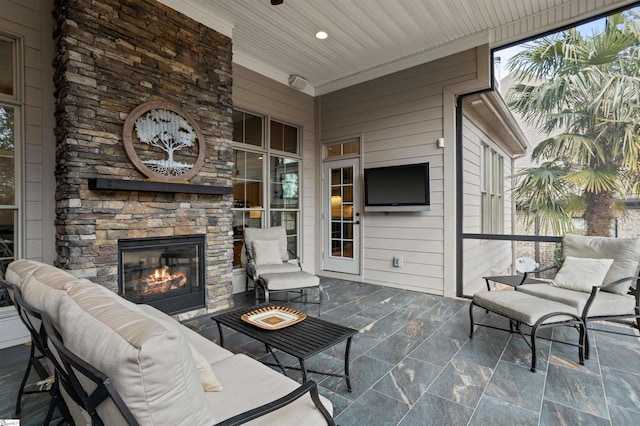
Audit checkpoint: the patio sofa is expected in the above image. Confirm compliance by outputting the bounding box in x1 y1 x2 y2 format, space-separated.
4 259 334 425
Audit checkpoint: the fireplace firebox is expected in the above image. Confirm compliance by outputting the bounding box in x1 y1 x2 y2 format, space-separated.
118 235 206 314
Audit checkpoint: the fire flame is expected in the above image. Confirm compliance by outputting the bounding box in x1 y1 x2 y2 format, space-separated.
145 265 187 293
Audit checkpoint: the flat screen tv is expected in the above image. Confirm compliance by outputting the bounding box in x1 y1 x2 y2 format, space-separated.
364 163 430 212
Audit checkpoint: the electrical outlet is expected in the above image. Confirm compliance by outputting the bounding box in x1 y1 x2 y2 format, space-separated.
393 256 403 267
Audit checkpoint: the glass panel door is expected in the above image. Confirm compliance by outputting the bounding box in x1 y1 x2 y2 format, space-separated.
323 158 360 274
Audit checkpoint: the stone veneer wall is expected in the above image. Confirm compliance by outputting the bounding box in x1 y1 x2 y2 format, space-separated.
52 0 234 315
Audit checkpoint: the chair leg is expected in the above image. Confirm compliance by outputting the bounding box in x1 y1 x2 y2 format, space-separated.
43 385 58 426
15 342 37 416
584 322 590 360
469 302 475 338
530 323 539 372
578 322 585 365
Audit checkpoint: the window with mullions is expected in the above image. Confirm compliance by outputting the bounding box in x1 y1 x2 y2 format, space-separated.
0 35 19 310
270 120 298 153
480 143 504 234
270 156 299 257
233 110 263 147
326 139 360 158
231 109 301 268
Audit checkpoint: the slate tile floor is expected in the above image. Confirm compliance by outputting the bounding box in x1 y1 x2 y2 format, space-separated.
1 277 640 425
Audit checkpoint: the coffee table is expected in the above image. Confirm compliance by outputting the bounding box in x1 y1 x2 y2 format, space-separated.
211 303 358 392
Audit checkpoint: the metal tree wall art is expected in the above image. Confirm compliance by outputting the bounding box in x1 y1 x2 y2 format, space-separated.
123 101 206 182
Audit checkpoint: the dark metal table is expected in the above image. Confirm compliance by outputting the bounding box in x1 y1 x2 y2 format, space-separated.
212 303 358 392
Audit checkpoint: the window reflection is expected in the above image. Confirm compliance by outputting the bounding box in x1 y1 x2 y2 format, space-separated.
270 156 299 209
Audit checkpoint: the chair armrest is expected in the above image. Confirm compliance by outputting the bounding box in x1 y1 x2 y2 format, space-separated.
288 249 302 268
245 244 255 264
214 380 334 426
535 264 558 274
582 276 640 317
596 276 639 293
518 264 557 285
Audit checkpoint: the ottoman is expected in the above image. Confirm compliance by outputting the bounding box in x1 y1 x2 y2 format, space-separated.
470 290 585 371
256 271 322 314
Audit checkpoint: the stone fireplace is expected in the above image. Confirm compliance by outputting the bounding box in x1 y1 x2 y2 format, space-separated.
52 0 235 316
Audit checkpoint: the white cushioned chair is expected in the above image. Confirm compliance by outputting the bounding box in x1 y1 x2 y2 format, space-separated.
516 234 640 357
243 226 302 292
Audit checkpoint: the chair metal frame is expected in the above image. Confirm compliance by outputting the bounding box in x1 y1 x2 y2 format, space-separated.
578 276 640 358
215 380 335 426
0 280 66 423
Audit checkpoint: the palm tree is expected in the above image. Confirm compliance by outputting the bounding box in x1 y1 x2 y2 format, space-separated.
506 12 640 236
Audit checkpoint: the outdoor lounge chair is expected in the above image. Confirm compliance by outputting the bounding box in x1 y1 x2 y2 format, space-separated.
515 234 640 358
242 226 303 293
243 226 322 310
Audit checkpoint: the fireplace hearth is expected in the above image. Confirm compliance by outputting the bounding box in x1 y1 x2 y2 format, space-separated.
118 235 206 314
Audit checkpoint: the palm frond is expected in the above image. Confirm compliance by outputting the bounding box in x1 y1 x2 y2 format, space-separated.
564 165 618 192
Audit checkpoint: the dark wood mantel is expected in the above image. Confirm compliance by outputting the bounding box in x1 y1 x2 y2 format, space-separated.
88 178 232 195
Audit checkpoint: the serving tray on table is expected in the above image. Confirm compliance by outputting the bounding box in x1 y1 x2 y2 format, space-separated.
240 306 306 330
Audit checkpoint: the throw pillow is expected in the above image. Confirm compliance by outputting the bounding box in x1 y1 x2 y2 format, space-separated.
252 240 283 266
189 344 223 392
563 234 640 294
552 256 614 293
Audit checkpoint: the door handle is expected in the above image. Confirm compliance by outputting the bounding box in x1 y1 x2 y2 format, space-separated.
354 220 360 225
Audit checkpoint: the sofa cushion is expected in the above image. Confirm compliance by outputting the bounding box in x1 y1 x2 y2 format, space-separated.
190 344 223 392
552 256 614 293
250 263 302 280
518 284 637 317
244 226 289 262
20 271 92 325
5 259 49 286
260 271 320 291
58 284 217 426
136 304 234 365
133 305 226 392
90 294 230 391
252 240 285 266
206 354 333 425
473 290 578 325
563 234 640 294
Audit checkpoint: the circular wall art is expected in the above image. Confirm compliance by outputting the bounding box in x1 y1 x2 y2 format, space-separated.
122 100 206 182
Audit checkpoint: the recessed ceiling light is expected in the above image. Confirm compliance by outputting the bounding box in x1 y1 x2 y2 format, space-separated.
315 31 328 40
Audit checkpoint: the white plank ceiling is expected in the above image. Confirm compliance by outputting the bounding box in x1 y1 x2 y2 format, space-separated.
160 0 636 95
